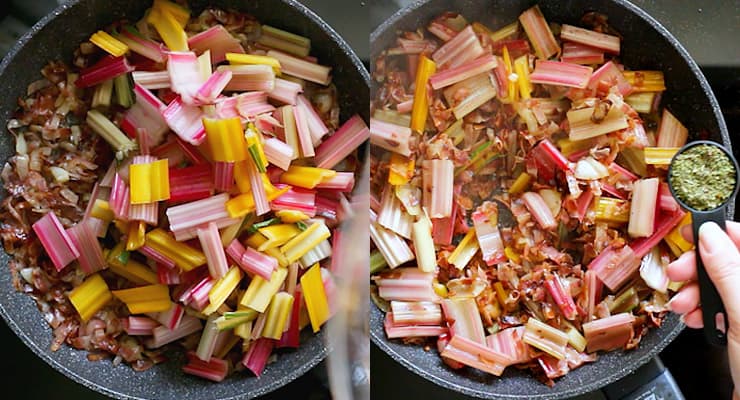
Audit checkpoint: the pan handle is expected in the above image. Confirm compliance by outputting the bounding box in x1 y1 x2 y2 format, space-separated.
691 208 728 346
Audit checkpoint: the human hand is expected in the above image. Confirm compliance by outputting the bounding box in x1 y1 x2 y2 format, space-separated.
667 221 740 399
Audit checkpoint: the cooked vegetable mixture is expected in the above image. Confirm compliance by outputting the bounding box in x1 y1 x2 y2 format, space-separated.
370 5 694 385
1 0 367 381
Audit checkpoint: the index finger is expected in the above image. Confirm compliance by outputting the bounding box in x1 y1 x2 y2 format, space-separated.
669 221 740 283
681 220 740 245
667 249 697 282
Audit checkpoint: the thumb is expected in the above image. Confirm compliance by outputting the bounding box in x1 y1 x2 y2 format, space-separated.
700 222 740 400
698 221 740 324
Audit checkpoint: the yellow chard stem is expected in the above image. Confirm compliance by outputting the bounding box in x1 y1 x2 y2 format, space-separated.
145 228 207 271
411 215 436 273
90 31 129 57
69 273 112 321
203 117 249 162
126 221 147 251
410 55 436 134
258 224 302 250
279 221 331 263
202 266 242 315
108 241 158 285
643 147 679 165
112 284 171 314
240 267 288 313
129 159 170 204
388 153 415 186
147 5 188 52
261 292 295 339
447 228 479 269
245 233 290 267
300 264 330 332
280 165 336 189
226 53 281 74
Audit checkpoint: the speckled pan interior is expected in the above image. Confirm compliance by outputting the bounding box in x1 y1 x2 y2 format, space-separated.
370 0 731 399
0 1 369 399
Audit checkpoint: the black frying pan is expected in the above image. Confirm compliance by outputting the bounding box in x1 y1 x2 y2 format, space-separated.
0 1 369 399
370 0 732 398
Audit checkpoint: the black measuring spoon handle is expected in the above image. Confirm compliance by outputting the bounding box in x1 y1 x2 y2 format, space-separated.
691 207 728 346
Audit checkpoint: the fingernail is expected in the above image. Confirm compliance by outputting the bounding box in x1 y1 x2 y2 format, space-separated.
667 290 684 312
672 249 694 265
699 222 724 254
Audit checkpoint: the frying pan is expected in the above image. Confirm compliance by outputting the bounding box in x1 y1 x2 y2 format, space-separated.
370 0 732 398
0 1 369 399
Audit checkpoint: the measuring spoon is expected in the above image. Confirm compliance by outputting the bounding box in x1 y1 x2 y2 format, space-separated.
668 140 739 346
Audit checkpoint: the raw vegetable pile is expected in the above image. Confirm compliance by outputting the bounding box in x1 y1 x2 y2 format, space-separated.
0 0 368 382
370 5 692 385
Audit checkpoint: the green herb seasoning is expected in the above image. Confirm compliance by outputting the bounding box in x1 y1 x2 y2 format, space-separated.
670 144 736 210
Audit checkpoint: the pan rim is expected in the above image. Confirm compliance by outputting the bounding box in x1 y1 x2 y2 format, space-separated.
0 0 368 399
369 0 732 398
370 305 682 399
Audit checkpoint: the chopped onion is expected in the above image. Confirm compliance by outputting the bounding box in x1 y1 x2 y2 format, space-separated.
27 79 52 95
446 278 487 299
29 148 46 171
538 189 562 218
394 185 422 216
15 154 29 179
20 268 34 283
49 166 70 183
15 134 27 155
640 247 669 293
60 188 79 204
574 157 609 180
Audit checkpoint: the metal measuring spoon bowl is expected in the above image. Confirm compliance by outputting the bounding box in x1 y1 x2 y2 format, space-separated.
667 140 740 346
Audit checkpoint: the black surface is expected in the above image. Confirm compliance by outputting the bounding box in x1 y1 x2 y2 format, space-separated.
661 328 734 400
0 1 368 400
613 370 684 400
370 0 732 399
688 205 730 345
601 358 666 399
